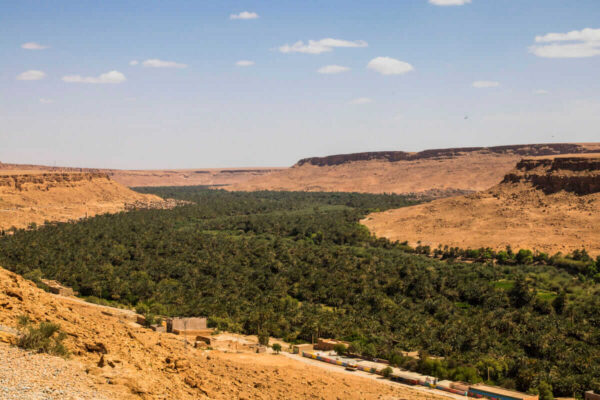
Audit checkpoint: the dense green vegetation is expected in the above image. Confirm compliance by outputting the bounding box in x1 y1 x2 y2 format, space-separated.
415 244 600 279
1 188 599 397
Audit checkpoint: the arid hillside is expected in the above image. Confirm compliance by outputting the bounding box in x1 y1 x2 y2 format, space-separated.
229 143 600 196
0 171 167 231
0 266 445 400
362 154 600 256
0 162 283 188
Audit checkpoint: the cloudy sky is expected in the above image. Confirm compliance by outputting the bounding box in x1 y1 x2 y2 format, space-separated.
2 0 600 168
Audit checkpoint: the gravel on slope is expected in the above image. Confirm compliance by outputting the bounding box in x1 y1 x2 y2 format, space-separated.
0 343 112 400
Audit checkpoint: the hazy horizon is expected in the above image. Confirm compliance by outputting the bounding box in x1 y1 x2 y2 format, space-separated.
2 0 600 169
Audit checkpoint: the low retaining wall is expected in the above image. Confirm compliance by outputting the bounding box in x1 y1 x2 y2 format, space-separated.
301 352 468 396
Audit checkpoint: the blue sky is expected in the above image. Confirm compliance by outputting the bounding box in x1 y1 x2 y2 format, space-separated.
1 0 599 168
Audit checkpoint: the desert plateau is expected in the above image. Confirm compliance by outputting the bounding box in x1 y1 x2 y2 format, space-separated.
229 143 600 197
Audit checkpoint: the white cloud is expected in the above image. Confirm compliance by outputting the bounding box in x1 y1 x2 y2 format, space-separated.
535 28 600 43
429 0 471 5
129 60 139 66
349 97 373 105
236 60 255 67
16 70 46 81
142 59 188 68
529 42 600 58
21 42 49 50
62 70 126 84
534 89 550 95
472 80 500 88
230 11 259 20
367 57 414 75
530 28 600 58
39 98 54 104
278 38 367 54
317 65 350 74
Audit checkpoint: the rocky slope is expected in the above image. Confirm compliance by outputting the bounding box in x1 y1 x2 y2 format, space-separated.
0 171 167 231
229 143 600 196
362 154 600 255
0 266 445 400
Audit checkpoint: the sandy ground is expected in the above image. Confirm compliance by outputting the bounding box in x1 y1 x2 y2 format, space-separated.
363 179 600 256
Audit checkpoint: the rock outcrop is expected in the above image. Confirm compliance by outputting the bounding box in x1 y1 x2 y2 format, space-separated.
0 171 109 190
503 157 600 195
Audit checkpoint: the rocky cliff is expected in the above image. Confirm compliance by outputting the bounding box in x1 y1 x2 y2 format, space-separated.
296 143 600 167
0 171 110 190
503 156 600 195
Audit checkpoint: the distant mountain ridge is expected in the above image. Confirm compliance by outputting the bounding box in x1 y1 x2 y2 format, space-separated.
296 143 600 167
230 142 600 196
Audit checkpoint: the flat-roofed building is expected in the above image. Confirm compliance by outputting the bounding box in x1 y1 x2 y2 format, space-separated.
468 384 538 400
292 343 314 354
314 338 350 351
166 317 209 335
586 391 600 400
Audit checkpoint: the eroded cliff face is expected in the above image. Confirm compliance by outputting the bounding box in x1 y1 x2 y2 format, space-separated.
296 143 600 167
0 172 167 230
503 157 600 195
0 172 110 191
